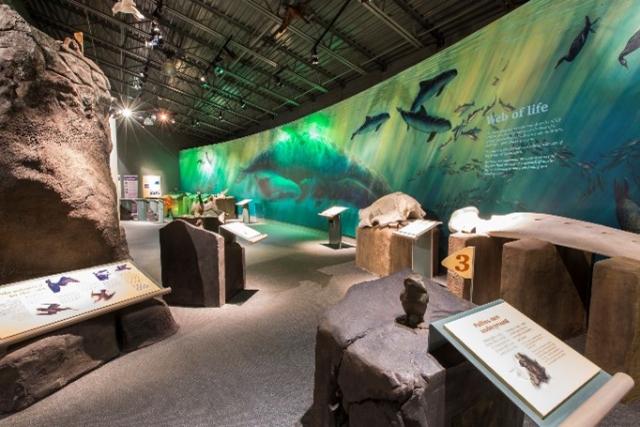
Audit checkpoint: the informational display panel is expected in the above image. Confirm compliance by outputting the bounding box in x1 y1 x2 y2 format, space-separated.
0 261 169 347
220 222 267 244
318 206 348 218
235 199 253 207
394 220 441 240
123 175 138 199
443 301 600 418
142 175 161 198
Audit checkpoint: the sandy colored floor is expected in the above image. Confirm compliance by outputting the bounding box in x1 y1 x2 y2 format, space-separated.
1 220 638 426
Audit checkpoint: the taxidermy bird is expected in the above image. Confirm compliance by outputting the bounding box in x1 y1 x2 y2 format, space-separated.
112 0 146 21
399 274 429 328
274 2 311 37
46 276 79 293
619 28 640 68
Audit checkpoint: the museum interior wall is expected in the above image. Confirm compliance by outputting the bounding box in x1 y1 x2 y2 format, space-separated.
179 0 640 239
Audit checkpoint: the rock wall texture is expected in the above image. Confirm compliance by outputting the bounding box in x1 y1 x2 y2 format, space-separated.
0 6 128 284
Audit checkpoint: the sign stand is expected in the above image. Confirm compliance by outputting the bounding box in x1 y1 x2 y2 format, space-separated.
220 222 267 245
236 199 253 224
318 207 349 248
394 220 441 278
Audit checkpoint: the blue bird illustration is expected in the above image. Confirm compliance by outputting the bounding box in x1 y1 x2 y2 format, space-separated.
46 276 79 293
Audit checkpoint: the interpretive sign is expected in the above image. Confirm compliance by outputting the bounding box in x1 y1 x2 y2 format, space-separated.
0 260 170 347
434 301 601 420
220 222 267 244
318 206 348 218
236 199 253 207
441 246 475 280
123 175 138 199
394 219 440 240
142 175 161 198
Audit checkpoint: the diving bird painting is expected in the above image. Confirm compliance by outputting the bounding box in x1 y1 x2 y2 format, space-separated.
115 264 131 272
410 69 458 112
350 113 390 140
619 28 640 68
37 304 72 316
93 269 110 281
92 289 116 302
397 106 452 142
46 276 79 293
555 16 598 69
112 0 145 20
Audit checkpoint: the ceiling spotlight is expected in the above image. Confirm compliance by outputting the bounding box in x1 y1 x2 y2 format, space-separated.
218 111 223 120
199 75 207 83
311 53 319 65
192 119 200 127
240 99 247 110
170 118 176 124
152 21 161 33
158 112 169 122
214 65 225 76
120 107 132 118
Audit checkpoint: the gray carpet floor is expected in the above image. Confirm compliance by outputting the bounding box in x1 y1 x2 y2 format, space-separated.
1 220 639 426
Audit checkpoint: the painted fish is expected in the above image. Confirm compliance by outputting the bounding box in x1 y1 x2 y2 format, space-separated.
619 28 640 67
397 106 451 142
462 127 481 141
499 98 515 112
555 16 598 69
350 113 390 140
410 69 458 112
454 101 474 115
614 179 640 233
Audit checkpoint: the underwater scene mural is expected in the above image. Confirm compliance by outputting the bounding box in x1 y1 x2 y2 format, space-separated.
180 0 640 238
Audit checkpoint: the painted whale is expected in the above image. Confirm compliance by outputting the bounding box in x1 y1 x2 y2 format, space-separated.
410 69 458 112
351 112 390 140
397 106 452 142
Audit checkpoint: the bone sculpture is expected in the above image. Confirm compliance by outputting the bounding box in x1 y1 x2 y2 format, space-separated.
449 206 640 262
358 192 426 228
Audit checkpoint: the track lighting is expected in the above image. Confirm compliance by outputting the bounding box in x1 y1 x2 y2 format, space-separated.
240 99 247 110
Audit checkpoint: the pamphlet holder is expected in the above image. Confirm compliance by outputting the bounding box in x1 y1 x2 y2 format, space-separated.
318 207 349 249
394 220 441 278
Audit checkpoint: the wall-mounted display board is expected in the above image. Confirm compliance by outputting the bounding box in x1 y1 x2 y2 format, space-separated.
180 0 640 239
0 261 170 347
430 300 610 425
143 175 161 198
123 175 138 199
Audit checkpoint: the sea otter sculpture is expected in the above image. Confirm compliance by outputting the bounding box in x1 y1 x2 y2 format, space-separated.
399 274 429 328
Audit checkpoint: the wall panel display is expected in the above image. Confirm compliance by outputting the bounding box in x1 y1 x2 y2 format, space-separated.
143 175 161 198
123 174 138 199
180 0 640 237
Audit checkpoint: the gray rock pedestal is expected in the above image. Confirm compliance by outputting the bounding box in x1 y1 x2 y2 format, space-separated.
586 257 640 402
501 238 590 340
117 298 179 353
309 270 523 426
0 315 119 413
160 220 244 307
0 5 128 284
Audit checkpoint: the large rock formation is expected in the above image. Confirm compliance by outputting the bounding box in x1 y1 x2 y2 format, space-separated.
0 6 128 284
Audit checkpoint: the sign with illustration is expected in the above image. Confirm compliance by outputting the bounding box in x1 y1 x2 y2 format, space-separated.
0 261 169 346
142 175 161 198
443 301 600 418
123 174 138 199
179 0 640 240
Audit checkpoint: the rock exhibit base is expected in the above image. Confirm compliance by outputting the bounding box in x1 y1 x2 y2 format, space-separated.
0 298 178 413
309 270 523 426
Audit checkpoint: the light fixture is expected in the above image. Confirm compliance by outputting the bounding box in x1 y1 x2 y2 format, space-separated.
218 111 223 120
120 107 132 118
158 112 169 122
214 65 225 76
311 47 319 65
240 99 247 110
199 75 207 83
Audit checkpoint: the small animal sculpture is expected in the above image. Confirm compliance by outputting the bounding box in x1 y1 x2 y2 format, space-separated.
399 274 429 328
515 353 550 387
92 289 116 302
397 106 451 143
410 69 458 112
555 16 598 69
93 269 110 281
115 264 131 272
112 0 145 20
358 192 426 228
619 28 640 68
350 113 390 140
37 304 72 316
614 179 640 233
46 276 79 293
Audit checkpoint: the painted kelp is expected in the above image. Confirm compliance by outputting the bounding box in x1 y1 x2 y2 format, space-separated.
180 0 640 238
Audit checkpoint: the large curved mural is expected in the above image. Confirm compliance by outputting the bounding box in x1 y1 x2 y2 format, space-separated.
180 0 640 238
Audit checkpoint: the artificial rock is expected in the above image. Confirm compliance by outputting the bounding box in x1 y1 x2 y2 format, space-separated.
0 5 127 284
355 226 412 277
117 298 179 353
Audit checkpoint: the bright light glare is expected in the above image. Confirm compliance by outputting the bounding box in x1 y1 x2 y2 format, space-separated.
158 112 169 122
120 108 132 118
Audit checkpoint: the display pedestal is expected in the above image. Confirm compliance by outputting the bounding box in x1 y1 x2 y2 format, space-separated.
356 226 412 277
318 206 348 249
394 220 440 278
236 199 253 224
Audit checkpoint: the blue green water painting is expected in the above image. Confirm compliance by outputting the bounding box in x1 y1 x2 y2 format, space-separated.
180 0 640 238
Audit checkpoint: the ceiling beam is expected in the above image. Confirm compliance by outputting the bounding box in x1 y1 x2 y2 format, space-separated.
392 0 445 47
241 0 367 75
359 1 423 48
